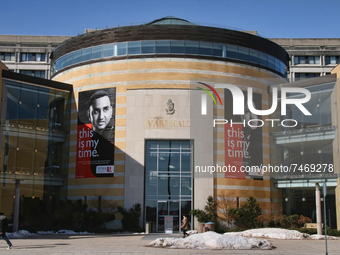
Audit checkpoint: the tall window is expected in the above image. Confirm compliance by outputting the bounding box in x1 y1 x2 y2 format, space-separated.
145 140 192 232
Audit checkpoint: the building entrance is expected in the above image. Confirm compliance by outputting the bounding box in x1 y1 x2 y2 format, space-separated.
157 201 179 233
144 140 193 233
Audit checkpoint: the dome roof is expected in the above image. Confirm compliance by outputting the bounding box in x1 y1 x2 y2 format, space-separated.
146 16 197 26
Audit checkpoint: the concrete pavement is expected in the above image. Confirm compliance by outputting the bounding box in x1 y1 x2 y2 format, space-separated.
0 233 338 255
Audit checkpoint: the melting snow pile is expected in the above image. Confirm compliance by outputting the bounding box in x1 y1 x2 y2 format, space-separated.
186 230 198 236
309 234 339 240
224 228 310 240
148 231 273 250
6 230 94 238
7 230 37 238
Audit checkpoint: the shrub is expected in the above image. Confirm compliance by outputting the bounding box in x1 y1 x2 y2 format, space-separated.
228 196 262 229
190 196 218 224
280 214 311 229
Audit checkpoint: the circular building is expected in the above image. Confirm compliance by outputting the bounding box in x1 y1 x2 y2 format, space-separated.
50 16 289 231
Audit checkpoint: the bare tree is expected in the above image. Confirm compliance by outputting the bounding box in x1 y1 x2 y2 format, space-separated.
216 190 237 226
88 195 119 213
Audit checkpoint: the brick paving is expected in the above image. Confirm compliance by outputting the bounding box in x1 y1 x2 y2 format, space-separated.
0 233 338 255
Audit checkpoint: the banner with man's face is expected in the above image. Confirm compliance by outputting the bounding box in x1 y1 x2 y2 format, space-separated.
76 88 116 178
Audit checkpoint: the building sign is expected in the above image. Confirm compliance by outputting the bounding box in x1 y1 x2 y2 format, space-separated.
146 119 190 128
224 89 263 179
76 88 116 178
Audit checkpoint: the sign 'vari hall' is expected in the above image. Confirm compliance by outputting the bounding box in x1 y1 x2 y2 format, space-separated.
1 17 340 232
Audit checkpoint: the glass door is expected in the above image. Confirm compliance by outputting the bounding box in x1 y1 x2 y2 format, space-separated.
157 201 179 232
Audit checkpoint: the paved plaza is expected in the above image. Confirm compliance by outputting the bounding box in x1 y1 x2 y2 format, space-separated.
0 233 338 255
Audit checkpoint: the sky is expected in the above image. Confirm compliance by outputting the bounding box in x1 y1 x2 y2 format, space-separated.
2 0 339 39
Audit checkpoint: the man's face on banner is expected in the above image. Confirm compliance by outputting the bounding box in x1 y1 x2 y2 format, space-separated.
89 95 113 131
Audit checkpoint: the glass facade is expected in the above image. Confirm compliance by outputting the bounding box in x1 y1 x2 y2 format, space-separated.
145 140 192 232
280 186 337 229
271 81 338 228
0 78 71 230
52 40 287 75
273 82 336 175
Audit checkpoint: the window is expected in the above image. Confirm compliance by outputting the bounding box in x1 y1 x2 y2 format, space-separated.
0 52 15 61
268 55 275 69
73 50 82 63
325 56 340 65
103 44 114 58
65 53 73 67
226 45 238 59
81 48 91 61
238 47 249 61
212 43 224 57
115 42 127 56
142 41 155 54
20 53 46 62
170 41 184 54
145 140 192 199
185 41 199 54
20 70 46 78
145 140 192 232
199 42 212 56
295 73 320 80
128 41 141 55
156 41 170 54
294 56 320 65
259 52 268 66
249 49 259 64
92 45 102 59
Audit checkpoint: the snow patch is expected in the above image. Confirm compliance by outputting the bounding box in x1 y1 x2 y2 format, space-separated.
309 234 339 240
225 228 310 240
148 231 273 250
7 230 37 238
7 230 93 238
186 230 198 236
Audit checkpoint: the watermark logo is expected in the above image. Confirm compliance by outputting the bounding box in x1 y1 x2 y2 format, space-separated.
197 82 312 128
197 82 222 115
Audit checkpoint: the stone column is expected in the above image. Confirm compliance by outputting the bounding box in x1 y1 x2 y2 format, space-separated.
315 183 322 235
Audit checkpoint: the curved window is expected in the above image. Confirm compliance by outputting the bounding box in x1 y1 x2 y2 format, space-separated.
52 40 287 76
171 41 184 54
142 41 155 54
156 41 170 53
128 41 141 55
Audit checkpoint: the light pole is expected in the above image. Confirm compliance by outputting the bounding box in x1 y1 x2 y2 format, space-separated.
322 182 328 255
315 182 329 255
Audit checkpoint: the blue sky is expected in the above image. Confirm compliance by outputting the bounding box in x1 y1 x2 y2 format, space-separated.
2 0 339 38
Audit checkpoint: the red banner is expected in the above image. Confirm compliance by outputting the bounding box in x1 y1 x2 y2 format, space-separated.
76 124 96 178
224 123 246 179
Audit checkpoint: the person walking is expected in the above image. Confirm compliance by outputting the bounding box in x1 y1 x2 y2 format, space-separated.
0 213 12 249
181 215 189 238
